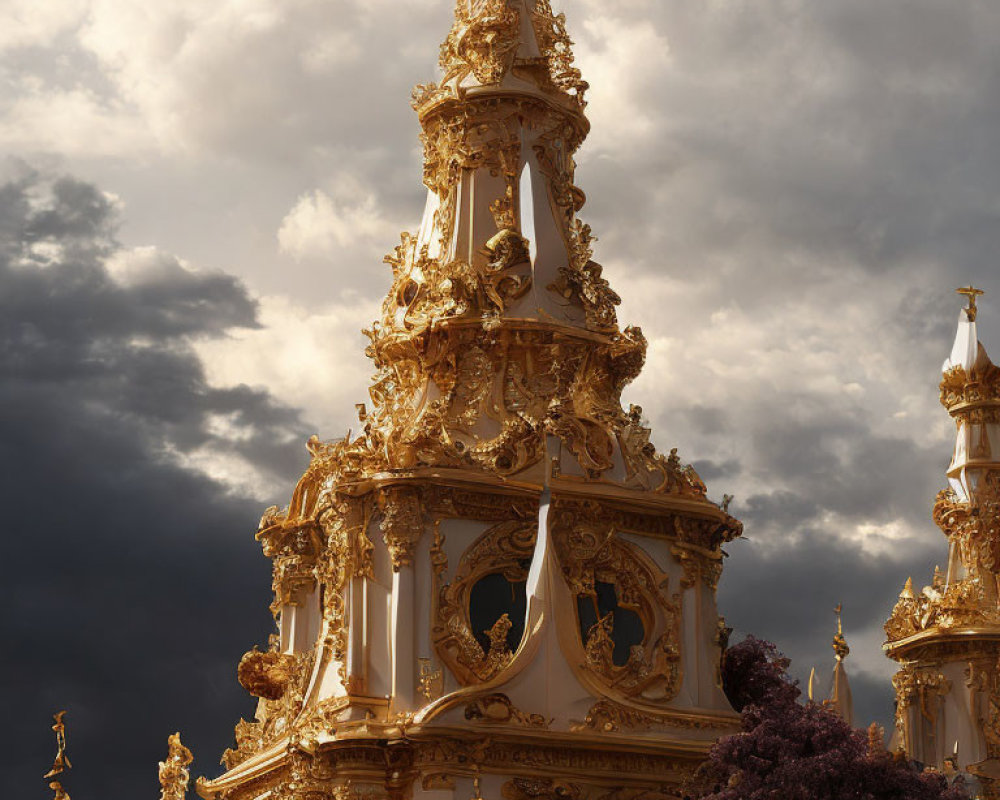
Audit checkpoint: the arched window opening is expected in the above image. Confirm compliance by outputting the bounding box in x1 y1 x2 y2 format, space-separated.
577 581 645 667
469 571 527 655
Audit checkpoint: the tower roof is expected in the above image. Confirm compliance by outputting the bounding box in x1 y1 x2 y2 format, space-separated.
940 286 1000 502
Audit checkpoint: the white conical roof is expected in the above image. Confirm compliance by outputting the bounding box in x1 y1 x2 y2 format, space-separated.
943 299 1000 503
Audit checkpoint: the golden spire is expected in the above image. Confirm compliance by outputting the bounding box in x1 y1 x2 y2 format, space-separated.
44 711 72 800
956 285 984 322
828 604 854 725
832 603 849 661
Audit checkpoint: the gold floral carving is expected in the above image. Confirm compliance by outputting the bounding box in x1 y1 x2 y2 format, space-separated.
940 363 1000 414
548 262 620 333
432 521 535 684
670 544 724 592
416 0 587 112
464 693 549 728
379 486 426 571
439 0 521 86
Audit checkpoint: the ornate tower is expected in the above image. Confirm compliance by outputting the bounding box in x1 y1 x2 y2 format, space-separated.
195 2 742 799
885 288 1000 796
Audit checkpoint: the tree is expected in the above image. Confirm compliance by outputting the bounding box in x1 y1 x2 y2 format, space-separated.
693 636 966 800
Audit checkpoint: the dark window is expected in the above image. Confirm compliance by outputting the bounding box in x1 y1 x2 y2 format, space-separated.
577 581 645 667
469 572 527 654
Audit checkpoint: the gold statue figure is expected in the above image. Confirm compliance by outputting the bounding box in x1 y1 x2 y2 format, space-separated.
159 732 194 800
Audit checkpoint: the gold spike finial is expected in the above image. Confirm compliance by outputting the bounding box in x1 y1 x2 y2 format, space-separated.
832 604 849 661
956 285 985 322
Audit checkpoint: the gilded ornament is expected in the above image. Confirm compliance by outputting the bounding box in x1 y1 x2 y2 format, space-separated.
379 487 426 571
237 648 297 701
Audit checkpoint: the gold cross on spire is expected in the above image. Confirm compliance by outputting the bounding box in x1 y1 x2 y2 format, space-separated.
957 285 985 322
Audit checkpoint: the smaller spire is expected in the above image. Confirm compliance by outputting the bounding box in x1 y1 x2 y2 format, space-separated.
945 285 986 373
828 605 854 725
899 577 915 600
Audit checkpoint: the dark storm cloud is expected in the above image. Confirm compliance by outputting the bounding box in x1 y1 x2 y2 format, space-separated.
1 163 311 797
578 0 1000 298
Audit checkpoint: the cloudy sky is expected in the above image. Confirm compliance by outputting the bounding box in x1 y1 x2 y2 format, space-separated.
4 0 1000 796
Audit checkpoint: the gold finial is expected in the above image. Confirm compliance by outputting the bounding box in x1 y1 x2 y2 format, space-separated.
832 604 849 661
956 285 985 322
44 711 72 800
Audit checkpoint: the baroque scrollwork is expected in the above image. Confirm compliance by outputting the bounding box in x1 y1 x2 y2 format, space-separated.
892 665 951 738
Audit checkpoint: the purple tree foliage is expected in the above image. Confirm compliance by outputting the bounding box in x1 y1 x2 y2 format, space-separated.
694 637 966 800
